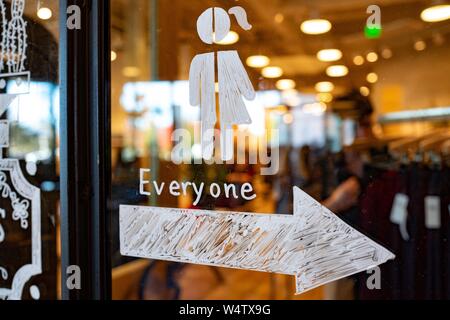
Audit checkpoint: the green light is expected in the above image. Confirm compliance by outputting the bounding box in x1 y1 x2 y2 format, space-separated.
365 25 382 39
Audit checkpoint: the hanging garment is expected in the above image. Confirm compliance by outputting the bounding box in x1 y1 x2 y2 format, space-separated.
442 165 450 300
402 163 428 300
389 165 409 300
424 167 443 299
358 168 399 300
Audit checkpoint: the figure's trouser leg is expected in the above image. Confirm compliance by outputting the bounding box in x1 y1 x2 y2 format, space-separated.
202 121 215 160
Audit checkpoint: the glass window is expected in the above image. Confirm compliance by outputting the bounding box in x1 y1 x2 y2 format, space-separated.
0 0 59 300
110 0 450 301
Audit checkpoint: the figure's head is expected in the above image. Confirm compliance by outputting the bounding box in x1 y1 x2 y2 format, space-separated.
196 6 252 44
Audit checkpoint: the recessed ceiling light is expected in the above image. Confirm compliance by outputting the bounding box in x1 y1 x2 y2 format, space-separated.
317 93 333 103
37 7 52 20
432 33 445 46
381 48 393 59
122 66 141 78
262 66 283 78
274 13 285 24
366 52 379 63
326 65 349 77
353 55 365 66
276 79 296 90
414 40 427 51
421 4 450 22
246 55 270 68
111 51 117 62
367 73 378 84
360 86 370 97
214 31 239 45
315 81 335 93
301 19 332 35
317 49 342 62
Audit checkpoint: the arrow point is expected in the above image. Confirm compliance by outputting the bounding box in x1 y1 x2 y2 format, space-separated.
294 243 395 295
292 187 396 296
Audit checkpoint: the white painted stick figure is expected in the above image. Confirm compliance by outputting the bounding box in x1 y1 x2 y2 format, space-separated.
189 6 256 161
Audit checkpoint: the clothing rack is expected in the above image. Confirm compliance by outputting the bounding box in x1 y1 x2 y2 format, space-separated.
379 107 450 124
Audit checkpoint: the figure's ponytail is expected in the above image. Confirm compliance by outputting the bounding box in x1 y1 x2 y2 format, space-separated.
229 6 252 31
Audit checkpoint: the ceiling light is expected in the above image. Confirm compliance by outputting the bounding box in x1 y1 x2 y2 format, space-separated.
353 55 365 66
317 49 342 62
366 52 379 63
246 55 270 68
111 51 117 62
381 48 393 59
275 13 285 24
214 31 239 45
262 66 283 78
276 79 296 90
367 73 378 84
317 93 333 103
421 4 450 22
122 66 141 78
37 7 52 20
315 81 335 93
301 19 332 35
432 33 445 45
360 86 370 97
326 65 349 77
414 40 427 51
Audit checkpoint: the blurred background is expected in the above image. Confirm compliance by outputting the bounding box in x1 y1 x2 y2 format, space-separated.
108 0 450 300
2 0 449 300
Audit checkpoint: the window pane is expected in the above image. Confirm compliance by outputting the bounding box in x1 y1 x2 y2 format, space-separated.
111 0 450 300
0 0 59 300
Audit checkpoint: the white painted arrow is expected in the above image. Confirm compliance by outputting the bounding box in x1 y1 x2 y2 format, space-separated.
120 187 395 295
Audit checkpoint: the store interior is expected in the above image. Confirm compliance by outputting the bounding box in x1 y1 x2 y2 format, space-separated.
107 0 450 300
1 0 449 300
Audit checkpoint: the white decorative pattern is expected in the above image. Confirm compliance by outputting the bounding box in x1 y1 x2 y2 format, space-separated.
0 0 7 72
7 0 27 73
120 187 395 295
0 0 42 301
0 171 30 229
0 160 41 300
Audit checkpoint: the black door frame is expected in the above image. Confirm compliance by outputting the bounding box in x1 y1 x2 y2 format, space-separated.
59 0 112 300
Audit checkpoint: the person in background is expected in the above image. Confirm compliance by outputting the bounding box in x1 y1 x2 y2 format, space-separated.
323 90 374 217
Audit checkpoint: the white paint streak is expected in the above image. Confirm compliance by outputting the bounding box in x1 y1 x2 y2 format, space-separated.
120 187 395 295
0 120 9 148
